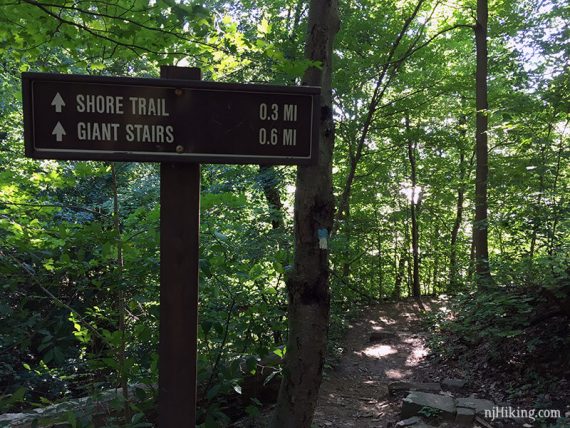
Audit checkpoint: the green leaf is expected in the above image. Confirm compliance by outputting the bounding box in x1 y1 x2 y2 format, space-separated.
273 346 286 358
11 387 26 403
245 404 260 417
43 349 54 364
206 384 221 400
245 356 258 374
201 320 213 335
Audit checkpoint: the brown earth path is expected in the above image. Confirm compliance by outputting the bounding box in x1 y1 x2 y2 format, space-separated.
312 299 434 427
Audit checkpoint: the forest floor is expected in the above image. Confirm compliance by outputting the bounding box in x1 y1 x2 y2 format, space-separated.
312 299 434 427
312 297 570 427
236 297 569 427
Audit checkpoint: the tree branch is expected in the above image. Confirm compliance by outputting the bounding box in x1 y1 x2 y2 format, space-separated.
0 200 109 217
2 250 107 343
382 23 475 67
21 0 205 59
23 0 226 53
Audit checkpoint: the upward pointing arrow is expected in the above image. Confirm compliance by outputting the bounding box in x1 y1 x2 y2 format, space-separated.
51 92 66 113
52 122 66 142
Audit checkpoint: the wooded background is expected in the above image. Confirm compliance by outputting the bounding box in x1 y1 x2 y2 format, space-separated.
0 0 568 426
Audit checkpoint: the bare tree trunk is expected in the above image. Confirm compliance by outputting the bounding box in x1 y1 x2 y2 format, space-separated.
404 212 413 297
377 231 384 299
449 148 467 289
406 249 413 298
529 143 547 261
271 0 339 425
548 123 567 256
259 165 285 229
467 235 476 284
432 256 439 295
474 0 492 287
110 163 130 422
394 251 406 299
342 204 351 281
406 117 421 299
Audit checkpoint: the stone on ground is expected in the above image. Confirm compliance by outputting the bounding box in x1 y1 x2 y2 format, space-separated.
455 406 476 425
395 418 439 428
395 416 422 426
401 391 456 421
456 397 494 416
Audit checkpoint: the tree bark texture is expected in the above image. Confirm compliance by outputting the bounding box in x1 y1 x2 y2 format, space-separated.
394 254 405 299
271 0 339 426
548 128 566 256
406 117 421 298
474 0 492 287
449 149 468 289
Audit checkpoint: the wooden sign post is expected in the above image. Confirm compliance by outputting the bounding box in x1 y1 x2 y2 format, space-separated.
22 67 320 426
159 65 201 426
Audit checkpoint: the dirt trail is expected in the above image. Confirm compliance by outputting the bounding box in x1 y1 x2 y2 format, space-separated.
313 300 432 427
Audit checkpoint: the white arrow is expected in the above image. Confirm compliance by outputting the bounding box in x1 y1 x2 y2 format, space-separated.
51 92 66 113
52 122 66 142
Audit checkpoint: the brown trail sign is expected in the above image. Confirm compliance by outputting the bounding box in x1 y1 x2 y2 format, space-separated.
22 66 320 427
23 71 319 165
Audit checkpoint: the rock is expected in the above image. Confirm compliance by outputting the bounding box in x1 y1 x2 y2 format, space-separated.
455 406 475 425
401 391 456 421
369 330 397 342
0 384 152 428
456 397 495 416
395 416 439 427
396 416 422 426
441 378 466 391
474 415 494 428
389 381 442 395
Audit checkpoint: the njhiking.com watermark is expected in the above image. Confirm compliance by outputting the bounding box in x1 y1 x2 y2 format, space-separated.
485 406 562 422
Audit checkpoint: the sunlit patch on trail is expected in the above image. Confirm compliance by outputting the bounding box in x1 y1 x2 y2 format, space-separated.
361 344 397 358
385 368 412 379
369 317 397 326
406 345 428 366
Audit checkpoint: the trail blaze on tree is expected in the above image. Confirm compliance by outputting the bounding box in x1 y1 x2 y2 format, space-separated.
271 0 339 426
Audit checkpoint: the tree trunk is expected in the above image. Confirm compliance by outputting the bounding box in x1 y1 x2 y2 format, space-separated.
548 126 566 256
449 147 466 290
259 165 285 230
406 249 413 298
110 163 130 422
404 212 413 297
432 256 439 295
342 204 351 281
394 251 406 299
474 0 492 287
406 116 421 299
377 231 384 299
271 0 339 425
529 143 546 260
467 234 476 284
